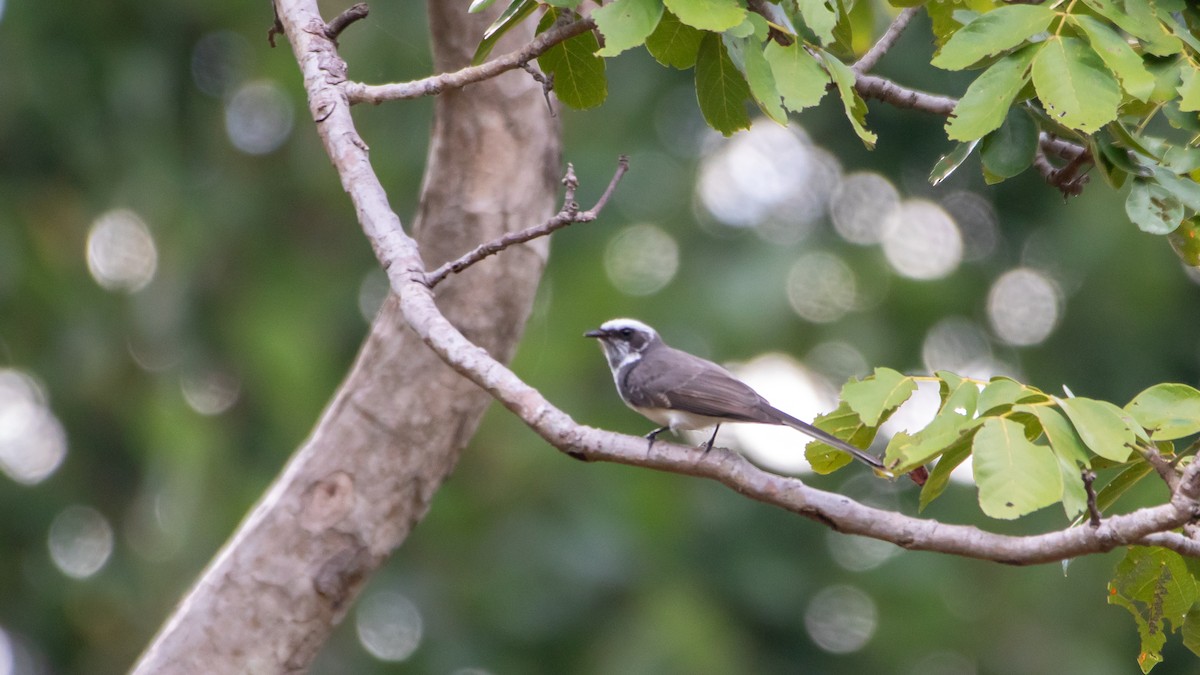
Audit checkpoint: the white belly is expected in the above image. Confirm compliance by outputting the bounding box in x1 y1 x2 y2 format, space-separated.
630 405 726 432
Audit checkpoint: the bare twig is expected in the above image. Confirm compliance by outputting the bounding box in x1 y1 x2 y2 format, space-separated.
1137 443 1180 491
1034 146 1090 199
267 4 284 47
424 156 629 288
346 17 596 104
853 7 921 75
520 62 556 115
1082 469 1103 528
325 2 369 44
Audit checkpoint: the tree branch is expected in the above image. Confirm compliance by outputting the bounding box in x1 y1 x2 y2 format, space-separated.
345 17 596 104
424 156 628 288
324 2 369 44
853 7 920 75
854 74 957 116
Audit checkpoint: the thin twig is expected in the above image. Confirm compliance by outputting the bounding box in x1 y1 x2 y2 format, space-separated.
325 3 369 45
1082 469 1103 528
853 7 920 75
1137 443 1180 491
346 17 596 104
520 62 555 116
1034 146 1090 199
424 156 630 288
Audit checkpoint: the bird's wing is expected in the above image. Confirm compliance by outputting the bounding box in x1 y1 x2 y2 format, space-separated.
623 347 777 423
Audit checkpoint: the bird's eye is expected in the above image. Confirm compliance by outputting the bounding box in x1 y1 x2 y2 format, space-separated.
620 328 633 338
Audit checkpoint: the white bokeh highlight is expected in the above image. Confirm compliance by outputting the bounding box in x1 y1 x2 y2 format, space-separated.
48 505 114 579
86 209 158 293
225 80 294 155
882 199 963 280
603 223 679 296
987 268 1061 346
786 252 858 324
356 590 424 662
804 585 878 654
724 353 839 474
0 369 66 485
830 172 900 245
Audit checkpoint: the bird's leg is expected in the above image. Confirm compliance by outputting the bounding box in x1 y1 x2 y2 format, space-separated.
644 426 669 451
701 425 721 454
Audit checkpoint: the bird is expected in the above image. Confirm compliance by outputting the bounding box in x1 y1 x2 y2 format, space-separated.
584 318 891 475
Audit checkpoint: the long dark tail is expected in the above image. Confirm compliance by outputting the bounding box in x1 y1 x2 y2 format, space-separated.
772 410 884 469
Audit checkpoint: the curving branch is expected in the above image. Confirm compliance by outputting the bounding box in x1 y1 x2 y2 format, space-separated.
345 16 596 104
853 6 921 74
283 0 1200 566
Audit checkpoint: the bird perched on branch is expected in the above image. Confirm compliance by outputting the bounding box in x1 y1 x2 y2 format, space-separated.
585 318 920 482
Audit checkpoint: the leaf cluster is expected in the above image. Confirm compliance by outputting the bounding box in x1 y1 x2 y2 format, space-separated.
806 368 1200 668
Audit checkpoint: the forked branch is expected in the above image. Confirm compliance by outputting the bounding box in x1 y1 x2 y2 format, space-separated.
424 156 629 288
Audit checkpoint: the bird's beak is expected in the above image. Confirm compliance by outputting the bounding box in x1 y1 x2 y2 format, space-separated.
584 329 605 339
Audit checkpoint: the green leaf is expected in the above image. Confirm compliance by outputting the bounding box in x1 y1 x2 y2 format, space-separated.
1031 36 1121 134
972 418 1062 520
473 0 538 65
1181 65 1200 113
1152 166 1200 212
1071 14 1155 102
1109 547 1198 671
806 400 891 474
795 0 839 46
537 12 608 109
819 52 876 149
662 0 745 32
1126 178 1184 235
764 41 829 112
981 107 1038 179
1016 405 1091 468
1079 0 1181 57
1016 404 1092 518
841 367 916 427
1095 461 1154 513
885 411 983 472
694 32 752 136
977 377 1042 415
1126 383 1200 440
469 0 499 13
918 441 971 512
594 0 664 57
946 45 1039 142
1057 396 1137 462
732 38 788 125
1184 606 1200 657
644 9 704 69
931 5 1055 71
929 140 980 186
937 371 979 417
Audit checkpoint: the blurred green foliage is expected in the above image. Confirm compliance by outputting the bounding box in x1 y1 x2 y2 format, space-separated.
2 0 1200 673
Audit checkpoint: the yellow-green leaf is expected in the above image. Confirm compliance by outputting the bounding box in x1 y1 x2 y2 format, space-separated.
932 4 1055 71
694 32 751 136
1072 14 1155 102
663 0 745 32
947 44 1038 141
594 0 664 57
1031 36 1121 134
820 51 876 149
972 418 1062 519
644 9 703 69
764 41 829 112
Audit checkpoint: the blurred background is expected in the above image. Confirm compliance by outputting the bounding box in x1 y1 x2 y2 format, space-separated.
2 0 1200 673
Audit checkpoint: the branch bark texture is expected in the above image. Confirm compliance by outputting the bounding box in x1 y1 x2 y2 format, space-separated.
131 1 560 671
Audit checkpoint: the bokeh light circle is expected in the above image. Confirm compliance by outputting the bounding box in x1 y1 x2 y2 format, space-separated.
356 591 424 662
48 505 114 579
603 223 679 296
986 268 1061 346
804 584 878 654
786 251 858 323
86 209 158 293
922 316 993 377
830 172 900 245
225 80 294 155
882 199 963 280
0 369 66 485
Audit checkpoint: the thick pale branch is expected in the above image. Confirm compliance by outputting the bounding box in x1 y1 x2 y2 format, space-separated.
345 17 596 104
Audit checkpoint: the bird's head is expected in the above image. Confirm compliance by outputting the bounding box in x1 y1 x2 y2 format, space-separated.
584 318 661 371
